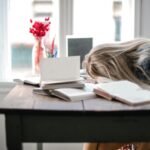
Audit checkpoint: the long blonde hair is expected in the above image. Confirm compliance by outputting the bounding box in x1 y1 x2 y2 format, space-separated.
83 38 150 87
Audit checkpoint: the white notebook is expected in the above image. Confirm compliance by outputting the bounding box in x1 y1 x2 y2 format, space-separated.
51 83 97 101
40 56 81 84
94 80 150 106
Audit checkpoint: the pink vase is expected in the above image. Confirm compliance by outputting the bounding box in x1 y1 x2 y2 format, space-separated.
32 38 46 75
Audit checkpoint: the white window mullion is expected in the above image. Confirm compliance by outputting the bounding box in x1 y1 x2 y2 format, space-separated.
134 0 142 37
121 0 135 41
59 0 73 57
0 0 11 81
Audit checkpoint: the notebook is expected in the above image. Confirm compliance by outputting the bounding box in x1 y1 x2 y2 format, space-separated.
94 80 150 106
50 83 97 101
41 81 85 90
40 56 81 84
33 83 97 101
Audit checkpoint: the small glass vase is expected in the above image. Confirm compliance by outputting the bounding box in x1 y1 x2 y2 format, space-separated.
32 38 46 75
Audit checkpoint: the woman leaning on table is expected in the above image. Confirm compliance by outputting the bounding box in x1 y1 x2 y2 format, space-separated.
82 38 150 150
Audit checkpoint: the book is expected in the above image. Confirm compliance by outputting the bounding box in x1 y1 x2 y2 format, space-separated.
40 56 81 83
94 80 150 106
13 76 40 87
40 77 84 85
33 87 51 96
41 81 85 90
50 83 97 101
33 83 97 101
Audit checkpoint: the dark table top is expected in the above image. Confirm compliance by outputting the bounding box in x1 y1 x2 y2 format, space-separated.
0 84 150 114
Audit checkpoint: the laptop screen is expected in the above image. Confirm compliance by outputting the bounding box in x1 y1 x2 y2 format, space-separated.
66 36 93 68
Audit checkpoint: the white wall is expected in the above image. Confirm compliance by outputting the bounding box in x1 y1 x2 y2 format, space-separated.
140 0 150 37
135 0 150 38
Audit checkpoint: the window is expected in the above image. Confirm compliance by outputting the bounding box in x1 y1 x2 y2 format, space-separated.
73 0 135 46
0 0 135 80
32 0 53 17
113 1 122 41
9 0 59 78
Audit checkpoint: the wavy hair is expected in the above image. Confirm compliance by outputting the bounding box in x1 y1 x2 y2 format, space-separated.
83 38 150 87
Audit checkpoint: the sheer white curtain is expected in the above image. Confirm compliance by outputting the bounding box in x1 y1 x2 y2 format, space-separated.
0 0 11 81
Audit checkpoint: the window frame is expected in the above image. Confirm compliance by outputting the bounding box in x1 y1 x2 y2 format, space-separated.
58 0 73 57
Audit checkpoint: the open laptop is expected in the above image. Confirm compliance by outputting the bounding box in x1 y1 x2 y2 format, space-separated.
40 56 81 84
66 36 93 69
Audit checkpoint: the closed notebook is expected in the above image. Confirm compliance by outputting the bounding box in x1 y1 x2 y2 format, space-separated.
13 76 40 87
51 83 97 101
41 81 85 90
33 87 51 96
94 80 150 106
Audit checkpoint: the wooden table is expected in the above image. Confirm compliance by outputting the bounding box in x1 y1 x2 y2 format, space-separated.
0 84 150 150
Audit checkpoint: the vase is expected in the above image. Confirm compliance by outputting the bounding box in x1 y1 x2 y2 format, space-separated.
32 38 46 75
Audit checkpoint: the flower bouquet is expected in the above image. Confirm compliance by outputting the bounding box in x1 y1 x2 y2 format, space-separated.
29 17 56 74
29 17 50 39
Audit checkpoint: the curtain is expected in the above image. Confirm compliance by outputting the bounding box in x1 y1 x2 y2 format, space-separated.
0 0 11 81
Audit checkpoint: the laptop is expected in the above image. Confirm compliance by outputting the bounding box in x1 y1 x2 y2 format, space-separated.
40 56 81 84
66 36 93 69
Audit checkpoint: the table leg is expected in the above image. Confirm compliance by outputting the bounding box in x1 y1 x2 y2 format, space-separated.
5 114 23 150
37 143 43 150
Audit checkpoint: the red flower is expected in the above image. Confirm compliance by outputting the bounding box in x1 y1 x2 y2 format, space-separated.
29 17 51 39
45 17 50 21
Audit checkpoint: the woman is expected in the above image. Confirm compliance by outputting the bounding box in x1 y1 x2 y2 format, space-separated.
84 38 150 87
83 38 150 150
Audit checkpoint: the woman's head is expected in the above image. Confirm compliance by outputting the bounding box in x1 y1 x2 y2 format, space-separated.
83 38 150 86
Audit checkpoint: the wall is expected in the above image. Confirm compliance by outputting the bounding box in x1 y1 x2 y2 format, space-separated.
140 0 150 37
135 0 150 38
